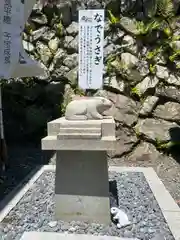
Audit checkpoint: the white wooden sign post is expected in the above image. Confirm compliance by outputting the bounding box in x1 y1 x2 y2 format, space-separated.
78 9 104 90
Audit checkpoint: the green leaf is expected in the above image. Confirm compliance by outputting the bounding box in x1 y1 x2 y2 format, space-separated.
163 27 172 37
136 20 160 35
157 0 175 19
108 10 119 24
146 47 162 60
149 64 156 74
131 87 141 97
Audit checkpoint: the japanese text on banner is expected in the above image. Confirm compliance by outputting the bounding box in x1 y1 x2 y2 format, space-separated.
0 0 24 79
78 10 104 90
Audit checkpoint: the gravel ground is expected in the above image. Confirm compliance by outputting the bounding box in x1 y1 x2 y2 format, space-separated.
1 145 180 204
110 153 180 205
0 170 175 240
0 145 53 204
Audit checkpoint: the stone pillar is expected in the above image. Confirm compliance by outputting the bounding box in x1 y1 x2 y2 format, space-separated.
42 117 116 224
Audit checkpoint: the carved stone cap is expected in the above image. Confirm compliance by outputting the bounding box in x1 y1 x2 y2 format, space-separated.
41 117 116 151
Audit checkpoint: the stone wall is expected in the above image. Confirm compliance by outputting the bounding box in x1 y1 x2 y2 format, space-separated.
3 1 180 160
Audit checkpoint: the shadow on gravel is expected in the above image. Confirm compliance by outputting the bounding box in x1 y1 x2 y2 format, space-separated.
0 143 54 211
168 127 180 165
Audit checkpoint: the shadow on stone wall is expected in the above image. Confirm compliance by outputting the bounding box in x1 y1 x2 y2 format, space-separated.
2 79 65 145
168 127 180 163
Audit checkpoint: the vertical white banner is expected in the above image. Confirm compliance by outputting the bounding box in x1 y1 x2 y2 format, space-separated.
0 0 24 79
0 0 45 79
78 9 104 90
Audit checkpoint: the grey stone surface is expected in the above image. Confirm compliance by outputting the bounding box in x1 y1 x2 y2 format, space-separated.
20 232 139 240
67 35 78 53
156 65 169 80
128 142 161 162
110 94 140 126
135 118 179 142
134 76 159 96
156 86 180 103
104 76 126 93
48 37 60 53
22 40 35 53
55 151 110 224
30 26 49 41
42 116 116 224
122 35 138 55
63 53 78 69
108 125 138 158
66 22 79 36
119 17 139 35
153 102 180 121
139 96 159 116
165 74 180 86
65 67 78 85
36 41 53 65
121 53 138 68
104 44 117 58
47 117 115 138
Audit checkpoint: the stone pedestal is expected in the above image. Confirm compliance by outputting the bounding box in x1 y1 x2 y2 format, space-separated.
42 117 116 224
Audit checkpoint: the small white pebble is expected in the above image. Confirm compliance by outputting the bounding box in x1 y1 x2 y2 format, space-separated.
117 223 121 228
48 221 57 228
69 226 77 232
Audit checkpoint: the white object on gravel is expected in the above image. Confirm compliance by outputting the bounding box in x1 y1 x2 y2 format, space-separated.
111 207 131 228
48 221 57 228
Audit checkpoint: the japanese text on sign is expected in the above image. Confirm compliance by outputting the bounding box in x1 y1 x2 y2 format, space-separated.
78 9 104 90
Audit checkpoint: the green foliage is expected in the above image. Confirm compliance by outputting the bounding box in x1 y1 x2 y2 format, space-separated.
106 55 116 73
172 35 180 41
149 64 156 74
53 13 64 36
107 10 119 25
24 22 33 34
156 139 180 150
107 62 113 74
139 1 180 69
106 55 119 74
61 102 67 115
75 87 85 96
147 0 175 19
146 47 162 60
156 0 175 19
169 50 180 62
136 20 160 35
134 127 141 138
176 63 180 69
131 87 141 97
116 59 129 78
163 27 172 37
56 21 63 36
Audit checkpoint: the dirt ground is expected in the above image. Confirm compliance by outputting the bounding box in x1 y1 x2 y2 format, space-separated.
0 145 180 208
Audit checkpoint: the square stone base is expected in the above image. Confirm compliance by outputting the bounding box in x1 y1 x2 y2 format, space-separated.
55 151 110 224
